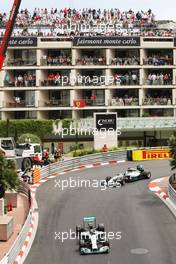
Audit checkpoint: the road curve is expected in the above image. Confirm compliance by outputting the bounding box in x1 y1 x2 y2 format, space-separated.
25 160 176 264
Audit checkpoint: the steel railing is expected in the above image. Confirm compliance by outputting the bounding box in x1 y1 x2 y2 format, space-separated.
168 174 176 205
40 150 127 178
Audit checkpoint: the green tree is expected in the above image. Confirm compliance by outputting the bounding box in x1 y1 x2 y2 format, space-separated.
17 133 41 144
169 135 176 171
0 156 20 199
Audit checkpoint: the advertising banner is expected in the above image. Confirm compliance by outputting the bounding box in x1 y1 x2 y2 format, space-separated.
0 37 37 47
95 113 117 131
73 36 140 47
132 149 171 161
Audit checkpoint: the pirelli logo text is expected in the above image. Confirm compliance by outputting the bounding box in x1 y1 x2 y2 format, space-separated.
142 150 170 160
132 149 171 161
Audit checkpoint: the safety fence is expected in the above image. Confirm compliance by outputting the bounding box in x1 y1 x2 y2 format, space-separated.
40 150 127 178
168 174 176 206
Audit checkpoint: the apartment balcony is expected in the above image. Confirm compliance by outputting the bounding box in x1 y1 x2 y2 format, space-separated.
4 80 36 88
3 101 36 109
143 57 173 66
109 79 140 88
76 57 106 67
6 59 37 67
39 99 70 108
73 99 105 107
40 57 72 67
75 81 106 87
142 78 173 86
109 57 140 67
143 97 173 106
110 98 139 106
40 79 70 87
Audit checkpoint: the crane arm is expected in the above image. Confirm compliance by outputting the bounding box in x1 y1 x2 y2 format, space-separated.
0 0 22 70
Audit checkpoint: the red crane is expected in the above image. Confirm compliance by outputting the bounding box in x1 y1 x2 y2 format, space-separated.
0 0 22 70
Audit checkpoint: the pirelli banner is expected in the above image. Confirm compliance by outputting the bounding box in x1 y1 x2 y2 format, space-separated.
132 149 171 161
73 36 140 47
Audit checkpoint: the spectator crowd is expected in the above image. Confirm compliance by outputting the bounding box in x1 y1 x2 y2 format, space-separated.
111 56 139 65
76 56 106 65
143 55 173 65
0 8 155 28
2 7 174 38
146 73 172 85
143 95 172 105
114 72 139 85
41 55 71 66
5 73 36 87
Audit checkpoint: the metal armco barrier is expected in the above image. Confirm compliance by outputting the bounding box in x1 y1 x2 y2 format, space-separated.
6 212 32 264
168 175 176 205
40 150 128 178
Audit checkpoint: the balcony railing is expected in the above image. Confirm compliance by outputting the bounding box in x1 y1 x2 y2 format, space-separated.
110 57 140 65
111 98 139 106
73 99 105 107
40 79 70 87
4 101 35 108
4 80 36 87
143 57 173 66
39 99 70 107
76 81 106 86
84 99 105 106
143 98 172 105
40 58 72 66
143 78 173 85
6 59 37 67
113 78 140 86
76 58 106 66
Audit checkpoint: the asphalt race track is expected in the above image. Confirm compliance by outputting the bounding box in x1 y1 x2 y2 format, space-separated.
25 160 176 264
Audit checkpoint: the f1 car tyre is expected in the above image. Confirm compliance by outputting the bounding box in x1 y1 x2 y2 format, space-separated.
121 179 126 186
76 225 84 236
79 239 86 246
146 172 151 179
103 240 110 247
97 223 105 232
106 176 111 183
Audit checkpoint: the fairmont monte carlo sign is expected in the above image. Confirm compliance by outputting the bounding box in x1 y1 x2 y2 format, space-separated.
73 36 140 47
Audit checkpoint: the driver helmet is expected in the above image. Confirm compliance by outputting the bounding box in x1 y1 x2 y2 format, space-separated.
88 223 94 230
137 164 144 172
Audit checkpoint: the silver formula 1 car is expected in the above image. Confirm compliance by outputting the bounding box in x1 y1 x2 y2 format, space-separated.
124 164 151 182
76 216 110 255
104 164 151 187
